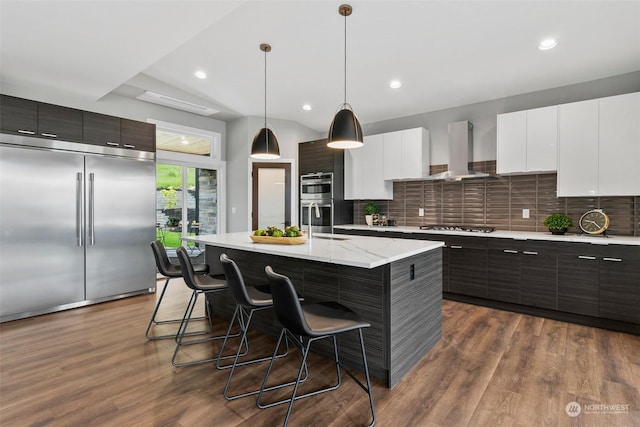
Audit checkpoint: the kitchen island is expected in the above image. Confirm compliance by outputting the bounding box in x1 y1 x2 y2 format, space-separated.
186 232 444 388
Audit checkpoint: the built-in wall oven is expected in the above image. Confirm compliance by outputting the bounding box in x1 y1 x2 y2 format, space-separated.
300 172 333 233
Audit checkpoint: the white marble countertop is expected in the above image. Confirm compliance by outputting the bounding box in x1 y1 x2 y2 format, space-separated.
334 224 640 246
184 232 444 269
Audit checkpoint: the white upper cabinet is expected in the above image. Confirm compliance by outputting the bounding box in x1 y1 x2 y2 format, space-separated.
344 133 393 200
557 92 639 197
557 99 599 196
598 92 640 196
382 127 430 180
382 131 402 180
496 106 557 174
527 105 558 172
496 110 526 174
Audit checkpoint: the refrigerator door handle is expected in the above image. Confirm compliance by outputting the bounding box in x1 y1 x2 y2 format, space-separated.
89 173 95 246
76 172 83 246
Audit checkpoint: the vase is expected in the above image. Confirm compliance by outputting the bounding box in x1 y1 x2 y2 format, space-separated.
549 228 568 235
365 215 373 226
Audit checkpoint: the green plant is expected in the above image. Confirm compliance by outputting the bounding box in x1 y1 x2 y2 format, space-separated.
363 202 379 215
160 186 178 209
543 213 573 230
166 217 180 227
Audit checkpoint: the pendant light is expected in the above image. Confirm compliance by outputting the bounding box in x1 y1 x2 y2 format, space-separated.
327 4 363 149
250 43 280 159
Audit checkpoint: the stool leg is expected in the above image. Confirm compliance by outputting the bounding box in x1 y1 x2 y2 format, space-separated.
358 329 376 427
145 277 171 339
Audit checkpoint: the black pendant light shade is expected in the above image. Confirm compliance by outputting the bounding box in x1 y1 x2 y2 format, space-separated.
250 43 280 159
327 106 363 149
250 127 280 159
327 4 363 149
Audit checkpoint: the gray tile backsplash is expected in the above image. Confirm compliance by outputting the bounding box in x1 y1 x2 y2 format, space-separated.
352 163 639 236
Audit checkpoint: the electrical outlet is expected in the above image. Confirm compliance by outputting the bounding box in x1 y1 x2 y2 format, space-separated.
522 208 530 219
418 208 424 217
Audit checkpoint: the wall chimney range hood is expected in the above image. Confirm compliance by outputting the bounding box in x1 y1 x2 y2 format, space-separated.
426 120 489 181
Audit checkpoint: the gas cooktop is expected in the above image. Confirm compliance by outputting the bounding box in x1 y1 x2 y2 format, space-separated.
419 225 495 233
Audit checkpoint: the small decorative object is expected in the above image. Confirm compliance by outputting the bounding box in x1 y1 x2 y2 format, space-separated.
543 213 573 235
363 202 379 226
579 209 609 235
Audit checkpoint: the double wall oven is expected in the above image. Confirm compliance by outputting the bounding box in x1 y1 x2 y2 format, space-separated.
300 172 333 233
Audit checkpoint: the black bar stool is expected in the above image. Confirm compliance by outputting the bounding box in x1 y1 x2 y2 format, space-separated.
146 240 210 340
217 254 293 400
259 266 376 427
172 246 236 367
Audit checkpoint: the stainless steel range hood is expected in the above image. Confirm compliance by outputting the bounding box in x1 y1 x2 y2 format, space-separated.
426 120 489 181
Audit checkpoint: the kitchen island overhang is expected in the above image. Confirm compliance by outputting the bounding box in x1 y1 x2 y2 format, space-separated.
186 232 444 388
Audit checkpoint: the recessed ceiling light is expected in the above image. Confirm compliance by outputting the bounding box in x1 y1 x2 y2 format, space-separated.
194 70 207 79
181 137 189 145
302 104 312 111
389 80 402 89
538 38 558 51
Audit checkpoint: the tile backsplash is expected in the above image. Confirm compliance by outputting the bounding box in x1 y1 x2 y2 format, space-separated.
352 162 639 236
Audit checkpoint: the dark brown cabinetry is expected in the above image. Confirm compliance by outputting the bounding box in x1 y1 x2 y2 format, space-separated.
299 139 341 175
487 239 558 307
447 236 488 298
37 102 83 142
1 95 155 152
520 241 558 310
1 95 82 141
557 243 601 317
0 95 38 135
598 245 640 324
83 111 120 146
121 119 156 152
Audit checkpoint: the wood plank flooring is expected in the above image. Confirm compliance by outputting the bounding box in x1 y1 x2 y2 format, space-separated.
1 279 639 427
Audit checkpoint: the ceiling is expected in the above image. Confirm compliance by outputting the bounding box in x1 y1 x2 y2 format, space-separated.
2 1 639 133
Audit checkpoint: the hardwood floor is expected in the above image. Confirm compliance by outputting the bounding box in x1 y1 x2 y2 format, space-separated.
1 280 639 427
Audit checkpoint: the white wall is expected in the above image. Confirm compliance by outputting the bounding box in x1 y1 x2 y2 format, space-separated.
226 116 320 232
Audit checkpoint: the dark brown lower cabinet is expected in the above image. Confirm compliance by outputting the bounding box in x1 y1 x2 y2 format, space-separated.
448 237 488 298
520 241 557 310
599 245 640 324
557 243 600 317
488 239 521 303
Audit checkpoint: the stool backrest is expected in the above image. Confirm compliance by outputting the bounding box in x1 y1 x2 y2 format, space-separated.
151 240 179 277
220 254 253 308
176 246 199 291
265 266 311 337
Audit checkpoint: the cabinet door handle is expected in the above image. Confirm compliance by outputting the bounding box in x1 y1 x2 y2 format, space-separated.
523 251 538 255
578 255 596 260
123 144 135 149
450 245 463 249
17 129 36 135
503 249 518 254
602 257 622 262
40 132 57 138
106 142 119 147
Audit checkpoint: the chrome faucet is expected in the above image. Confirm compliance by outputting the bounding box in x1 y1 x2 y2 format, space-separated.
307 201 320 239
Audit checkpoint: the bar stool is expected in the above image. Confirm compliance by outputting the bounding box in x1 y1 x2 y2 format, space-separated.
217 253 293 400
146 240 210 340
172 246 234 367
259 266 376 427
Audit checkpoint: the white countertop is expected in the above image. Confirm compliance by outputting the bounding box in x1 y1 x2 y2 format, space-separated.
334 225 640 246
185 232 444 269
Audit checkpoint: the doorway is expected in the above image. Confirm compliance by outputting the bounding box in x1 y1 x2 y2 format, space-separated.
251 163 291 231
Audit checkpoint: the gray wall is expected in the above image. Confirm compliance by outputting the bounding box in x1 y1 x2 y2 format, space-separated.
360 70 640 165
225 115 320 232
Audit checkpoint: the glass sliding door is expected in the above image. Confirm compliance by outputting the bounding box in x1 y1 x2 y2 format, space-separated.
156 163 217 252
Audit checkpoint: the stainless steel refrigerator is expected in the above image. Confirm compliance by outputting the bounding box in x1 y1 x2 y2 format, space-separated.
0 135 156 322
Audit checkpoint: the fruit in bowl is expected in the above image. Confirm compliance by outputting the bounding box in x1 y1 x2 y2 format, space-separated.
254 225 303 238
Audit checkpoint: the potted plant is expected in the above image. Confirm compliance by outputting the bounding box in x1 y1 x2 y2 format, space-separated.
543 213 573 235
363 202 379 226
